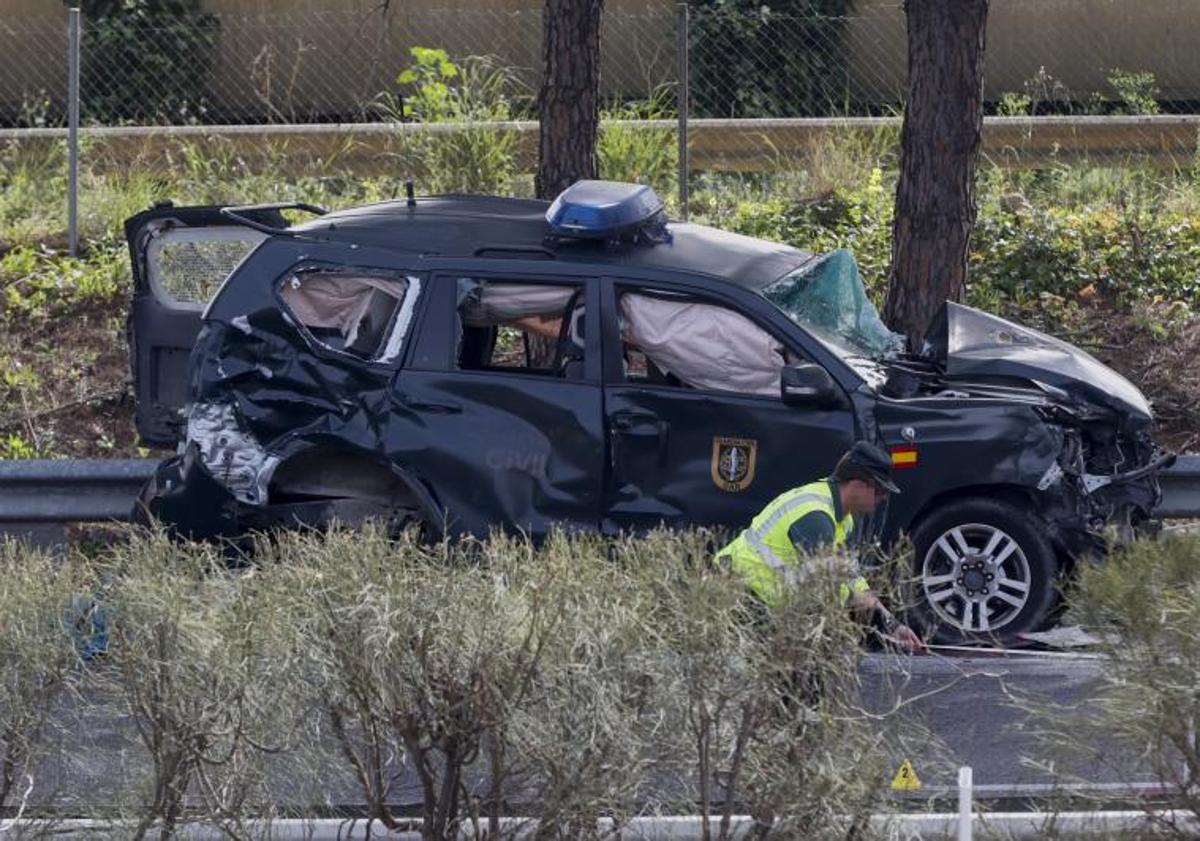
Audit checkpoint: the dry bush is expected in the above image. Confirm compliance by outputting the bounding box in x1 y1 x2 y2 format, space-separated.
280 526 908 840
65 525 921 838
275 525 573 838
496 530 669 840
0 540 94 827
621 530 895 841
1019 534 1200 833
741 580 891 841
97 530 303 841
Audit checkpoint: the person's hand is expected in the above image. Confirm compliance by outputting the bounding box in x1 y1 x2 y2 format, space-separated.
887 623 927 655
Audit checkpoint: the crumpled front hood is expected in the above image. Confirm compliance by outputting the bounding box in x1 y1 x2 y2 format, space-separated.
925 302 1153 424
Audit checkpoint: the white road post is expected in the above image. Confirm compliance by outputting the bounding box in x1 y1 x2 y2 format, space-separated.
958 765 974 841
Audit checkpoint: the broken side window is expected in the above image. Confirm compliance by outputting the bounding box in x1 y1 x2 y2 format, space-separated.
279 270 419 363
617 289 798 398
455 279 584 375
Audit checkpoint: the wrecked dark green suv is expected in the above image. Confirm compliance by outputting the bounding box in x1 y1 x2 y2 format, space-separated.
127 181 1171 641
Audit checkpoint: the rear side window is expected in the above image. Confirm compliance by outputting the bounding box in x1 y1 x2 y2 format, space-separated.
455 278 585 376
280 270 420 363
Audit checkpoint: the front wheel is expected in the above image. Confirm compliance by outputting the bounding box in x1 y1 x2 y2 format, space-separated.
909 498 1058 645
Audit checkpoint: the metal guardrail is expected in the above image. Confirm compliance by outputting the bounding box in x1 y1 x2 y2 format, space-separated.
0 455 1195 539
0 458 155 524
1155 454 1200 519
3 115 1198 174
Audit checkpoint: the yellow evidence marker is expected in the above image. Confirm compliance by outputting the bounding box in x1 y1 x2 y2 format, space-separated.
890 759 922 791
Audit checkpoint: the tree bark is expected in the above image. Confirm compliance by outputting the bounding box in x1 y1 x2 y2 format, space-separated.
883 0 989 348
535 0 604 201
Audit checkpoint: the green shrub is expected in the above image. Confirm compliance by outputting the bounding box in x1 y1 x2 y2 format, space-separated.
1107 68 1161 116
598 88 678 198
75 0 219 125
265 525 896 838
1021 536 1200 827
0 244 126 324
689 0 857 119
100 530 303 839
376 47 523 194
0 541 94 819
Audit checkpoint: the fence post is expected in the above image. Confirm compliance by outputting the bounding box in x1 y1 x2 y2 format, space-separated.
957 766 973 841
676 2 689 221
67 6 81 257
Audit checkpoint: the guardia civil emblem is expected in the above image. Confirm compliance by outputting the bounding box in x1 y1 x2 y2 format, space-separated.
711 436 758 492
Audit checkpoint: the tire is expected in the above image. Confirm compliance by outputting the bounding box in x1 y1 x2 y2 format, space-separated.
909 497 1058 645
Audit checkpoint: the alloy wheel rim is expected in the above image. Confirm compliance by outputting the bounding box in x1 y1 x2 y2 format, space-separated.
921 523 1032 634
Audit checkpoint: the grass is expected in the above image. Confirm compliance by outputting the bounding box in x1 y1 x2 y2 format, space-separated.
2 129 1200 457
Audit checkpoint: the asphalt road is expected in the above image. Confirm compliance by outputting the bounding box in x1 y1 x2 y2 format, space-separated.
859 652 1139 790
29 652 1137 812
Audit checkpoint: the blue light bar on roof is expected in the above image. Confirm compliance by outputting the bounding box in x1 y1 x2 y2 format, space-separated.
545 180 666 241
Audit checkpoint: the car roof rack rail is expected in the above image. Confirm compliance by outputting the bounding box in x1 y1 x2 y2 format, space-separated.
219 202 329 236
472 243 558 260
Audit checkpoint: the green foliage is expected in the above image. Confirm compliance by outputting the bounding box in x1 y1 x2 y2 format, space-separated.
1022 536 1200 819
393 47 462 122
376 47 523 194
1107 68 1161 115
689 0 856 119
995 66 1163 117
101 531 302 837
0 542 94 812
708 164 1200 314
1022 65 1077 116
78 0 219 124
0 244 126 323
257 525 894 837
598 88 679 196
972 202 1200 306
997 91 1032 117
0 434 38 459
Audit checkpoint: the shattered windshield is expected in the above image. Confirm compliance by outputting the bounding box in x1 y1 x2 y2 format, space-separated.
761 249 903 360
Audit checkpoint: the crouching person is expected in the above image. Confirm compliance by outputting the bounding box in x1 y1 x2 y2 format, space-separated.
718 441 925 654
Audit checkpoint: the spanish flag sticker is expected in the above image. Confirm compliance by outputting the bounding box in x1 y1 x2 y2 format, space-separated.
890 445 918 469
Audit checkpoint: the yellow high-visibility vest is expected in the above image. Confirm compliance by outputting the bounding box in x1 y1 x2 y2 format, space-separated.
719 480 869 608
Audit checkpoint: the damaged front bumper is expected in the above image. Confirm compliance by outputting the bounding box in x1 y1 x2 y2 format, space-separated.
1034 423 1174 557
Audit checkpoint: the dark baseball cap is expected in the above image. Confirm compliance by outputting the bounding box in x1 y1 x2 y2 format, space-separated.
833 441 901 494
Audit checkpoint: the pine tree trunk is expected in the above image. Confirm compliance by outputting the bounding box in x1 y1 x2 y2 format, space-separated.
531 0 603 366
883 0 989 349
535 0 604 202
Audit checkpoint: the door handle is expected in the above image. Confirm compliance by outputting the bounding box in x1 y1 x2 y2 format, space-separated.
611 411 659 433
394 392 462 414
610 412 669 466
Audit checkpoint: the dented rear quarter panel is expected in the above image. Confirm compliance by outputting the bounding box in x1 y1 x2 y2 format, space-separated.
194 238 447 508
197 246 614 536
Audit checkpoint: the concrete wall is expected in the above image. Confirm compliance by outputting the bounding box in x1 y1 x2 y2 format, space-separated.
3 0 1198 125
845 0 1200 105
0 0 676 123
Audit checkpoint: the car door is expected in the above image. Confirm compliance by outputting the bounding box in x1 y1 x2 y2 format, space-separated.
600 277 856 533
125 203 283 446
391 270 605 537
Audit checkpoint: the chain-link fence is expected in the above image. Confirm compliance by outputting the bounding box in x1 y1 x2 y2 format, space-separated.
8 2 1200 124
685 0 1200 173
0 5 677 127
4 0 1200 230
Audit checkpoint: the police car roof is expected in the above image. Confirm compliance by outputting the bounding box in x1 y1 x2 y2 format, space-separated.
289 194 812 290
